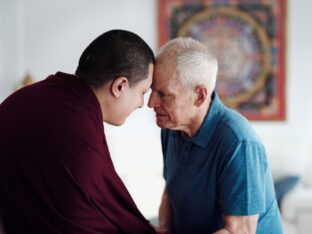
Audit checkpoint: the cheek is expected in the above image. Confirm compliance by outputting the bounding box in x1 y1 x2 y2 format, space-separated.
122 98 135 116
169 105 189 122
135 94 143 107
132 93 143 109
170 111 181 123
165 108 179 123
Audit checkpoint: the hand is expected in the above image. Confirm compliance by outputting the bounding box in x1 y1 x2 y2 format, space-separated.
154 226 168 234
151 224 168 234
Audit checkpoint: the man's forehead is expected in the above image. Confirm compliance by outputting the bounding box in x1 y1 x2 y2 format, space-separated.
152 59 182 89
151 75 181 93
155 59 174 74
151 77 165 90
152 71 169 86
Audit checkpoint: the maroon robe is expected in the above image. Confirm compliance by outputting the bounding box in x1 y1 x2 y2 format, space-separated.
0 72 155 234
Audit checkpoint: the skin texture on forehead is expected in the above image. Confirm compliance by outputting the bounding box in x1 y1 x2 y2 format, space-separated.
153 59 181 93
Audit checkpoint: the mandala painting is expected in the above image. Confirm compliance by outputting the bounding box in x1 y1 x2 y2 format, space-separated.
158 0 286 120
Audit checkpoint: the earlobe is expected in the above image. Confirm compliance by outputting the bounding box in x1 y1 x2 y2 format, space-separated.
111 77 129 98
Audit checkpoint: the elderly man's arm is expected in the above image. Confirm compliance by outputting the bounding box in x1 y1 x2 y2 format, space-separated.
213 214 258 234
158 190 172 233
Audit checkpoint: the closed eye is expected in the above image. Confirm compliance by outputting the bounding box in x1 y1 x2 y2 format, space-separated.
158 91 165 97
151 87 172 99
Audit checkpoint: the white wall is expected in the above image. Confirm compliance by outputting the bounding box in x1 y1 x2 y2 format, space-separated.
1 0 312 219
0 0 25 100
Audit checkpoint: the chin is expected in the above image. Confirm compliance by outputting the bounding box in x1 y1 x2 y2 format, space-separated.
105 118 126 126
114 122 124 126
116 119 126 126
156 120 171 129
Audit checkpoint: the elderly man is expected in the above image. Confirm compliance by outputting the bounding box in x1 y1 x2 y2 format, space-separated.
148 38 283 234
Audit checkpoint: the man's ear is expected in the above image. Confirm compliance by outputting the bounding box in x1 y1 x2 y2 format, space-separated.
111 77 129 98
194 86 208 107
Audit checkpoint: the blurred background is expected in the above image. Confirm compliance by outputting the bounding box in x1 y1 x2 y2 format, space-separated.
0 0 312 233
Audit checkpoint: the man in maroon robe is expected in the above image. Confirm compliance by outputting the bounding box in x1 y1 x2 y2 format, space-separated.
0 30 157 234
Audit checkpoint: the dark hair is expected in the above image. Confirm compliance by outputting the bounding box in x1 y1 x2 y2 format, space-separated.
75 29 155 88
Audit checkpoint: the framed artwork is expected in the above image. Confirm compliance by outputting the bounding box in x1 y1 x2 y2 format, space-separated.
158 0 286 120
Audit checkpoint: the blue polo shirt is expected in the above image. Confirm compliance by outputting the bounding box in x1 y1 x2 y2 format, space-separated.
161 93 283 234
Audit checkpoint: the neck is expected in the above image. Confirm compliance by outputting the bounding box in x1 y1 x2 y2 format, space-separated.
182 98 211 137
92 86 110 122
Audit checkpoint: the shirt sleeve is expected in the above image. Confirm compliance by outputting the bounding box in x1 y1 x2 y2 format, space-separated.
218 141 268 215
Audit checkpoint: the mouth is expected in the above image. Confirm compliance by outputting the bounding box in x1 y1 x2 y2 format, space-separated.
155 113 168 120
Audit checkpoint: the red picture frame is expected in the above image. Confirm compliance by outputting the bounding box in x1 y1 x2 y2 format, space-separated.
158 0 286 121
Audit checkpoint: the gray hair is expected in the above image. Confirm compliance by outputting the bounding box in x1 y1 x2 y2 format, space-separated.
157 37 218 97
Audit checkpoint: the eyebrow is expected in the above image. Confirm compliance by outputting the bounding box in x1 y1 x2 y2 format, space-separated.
151 83 170 95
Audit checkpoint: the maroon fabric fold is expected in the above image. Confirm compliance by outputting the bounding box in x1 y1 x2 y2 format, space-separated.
0 72 155 234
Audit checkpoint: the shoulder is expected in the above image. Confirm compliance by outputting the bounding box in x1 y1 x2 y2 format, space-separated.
217 107 261 144
217 111 267 170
